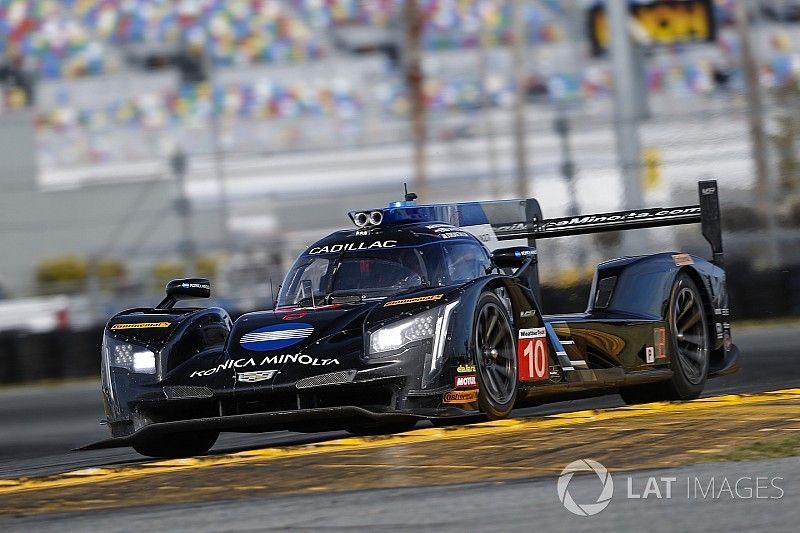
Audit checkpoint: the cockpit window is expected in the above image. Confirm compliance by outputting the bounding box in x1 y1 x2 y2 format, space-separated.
276 238 489 308
277 248 426 307
442 242 492 282
332 258 422 292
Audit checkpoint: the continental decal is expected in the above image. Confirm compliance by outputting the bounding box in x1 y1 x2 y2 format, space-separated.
443 389 479 404
110 322 171 330
672 253 694 266
384 294 444 307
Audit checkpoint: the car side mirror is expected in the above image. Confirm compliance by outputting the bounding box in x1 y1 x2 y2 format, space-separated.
491 247 537 269
157 278 211 309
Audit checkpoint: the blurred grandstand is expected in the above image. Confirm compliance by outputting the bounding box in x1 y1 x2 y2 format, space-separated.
1 0 800 333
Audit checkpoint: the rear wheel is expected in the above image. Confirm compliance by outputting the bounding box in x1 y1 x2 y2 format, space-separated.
132 430 219 458
664 273 710 399
620 272 710 405
474 292 517 419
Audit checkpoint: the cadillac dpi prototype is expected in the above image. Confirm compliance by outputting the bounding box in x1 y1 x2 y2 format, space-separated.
90 180 739 457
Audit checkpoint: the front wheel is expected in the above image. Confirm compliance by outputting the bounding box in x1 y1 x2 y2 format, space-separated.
133 430 219 458
474 292 518 419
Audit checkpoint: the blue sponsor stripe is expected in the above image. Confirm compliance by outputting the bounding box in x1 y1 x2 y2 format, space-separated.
239 322 314 352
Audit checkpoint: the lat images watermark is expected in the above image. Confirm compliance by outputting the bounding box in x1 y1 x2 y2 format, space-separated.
557 459 785 517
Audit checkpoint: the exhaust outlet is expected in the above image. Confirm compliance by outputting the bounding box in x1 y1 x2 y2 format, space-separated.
353 212 369 227
369 211 383 226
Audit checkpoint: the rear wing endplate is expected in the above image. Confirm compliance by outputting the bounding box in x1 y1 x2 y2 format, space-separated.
497 180 724 265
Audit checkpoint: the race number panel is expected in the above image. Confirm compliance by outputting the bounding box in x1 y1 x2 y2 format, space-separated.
518 328 548 381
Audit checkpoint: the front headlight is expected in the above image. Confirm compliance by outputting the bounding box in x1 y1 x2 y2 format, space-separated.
103 335 157 374
369 299 460 389
369 309 437 354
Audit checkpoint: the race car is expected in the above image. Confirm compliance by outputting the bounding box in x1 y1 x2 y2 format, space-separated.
88 180 739 457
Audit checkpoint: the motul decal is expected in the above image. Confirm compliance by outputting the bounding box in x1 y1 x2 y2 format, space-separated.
455 374 477 389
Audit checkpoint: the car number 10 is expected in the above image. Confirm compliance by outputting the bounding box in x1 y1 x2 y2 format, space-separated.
518 328 548 381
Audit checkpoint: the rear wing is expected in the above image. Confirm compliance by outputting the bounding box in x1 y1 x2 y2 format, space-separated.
495 180 724 265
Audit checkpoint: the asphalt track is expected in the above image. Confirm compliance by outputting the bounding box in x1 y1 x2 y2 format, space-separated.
0 325 798 530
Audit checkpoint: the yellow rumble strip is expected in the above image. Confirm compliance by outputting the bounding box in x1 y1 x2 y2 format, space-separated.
1 388 799 498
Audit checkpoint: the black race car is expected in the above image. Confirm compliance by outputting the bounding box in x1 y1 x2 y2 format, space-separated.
88 180 739 457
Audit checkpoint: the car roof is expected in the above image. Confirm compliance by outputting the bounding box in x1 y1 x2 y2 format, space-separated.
301 222 483 257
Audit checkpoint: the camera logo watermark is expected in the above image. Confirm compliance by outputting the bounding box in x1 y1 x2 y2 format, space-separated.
557 458 785 517
557 459 614 516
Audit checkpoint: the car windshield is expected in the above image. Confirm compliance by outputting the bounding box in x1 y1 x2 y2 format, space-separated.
276 240 491 308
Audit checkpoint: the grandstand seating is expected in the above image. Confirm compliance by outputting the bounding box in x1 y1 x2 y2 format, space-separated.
5 0 800 169
0 0 563 81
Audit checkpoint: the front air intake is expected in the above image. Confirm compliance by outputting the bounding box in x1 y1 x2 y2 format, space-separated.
296 370 357 389
163 385 213 399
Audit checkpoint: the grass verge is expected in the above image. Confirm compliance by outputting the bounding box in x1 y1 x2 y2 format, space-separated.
709 435 800 462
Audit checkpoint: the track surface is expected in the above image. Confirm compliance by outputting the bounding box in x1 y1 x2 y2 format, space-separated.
0 325 798 529
4 458 799 532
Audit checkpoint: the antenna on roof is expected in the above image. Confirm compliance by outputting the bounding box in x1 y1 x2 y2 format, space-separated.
403 182 418 203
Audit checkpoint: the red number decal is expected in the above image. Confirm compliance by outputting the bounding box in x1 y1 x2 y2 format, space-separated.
518 328 548 381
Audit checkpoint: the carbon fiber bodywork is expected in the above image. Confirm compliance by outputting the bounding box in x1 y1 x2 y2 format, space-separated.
90 182 739 450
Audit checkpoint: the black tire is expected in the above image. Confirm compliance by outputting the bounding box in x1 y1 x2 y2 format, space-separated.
133 430 219 458
663 273 710 399
474 292 518 419
344 420 418 436
620 272 710 405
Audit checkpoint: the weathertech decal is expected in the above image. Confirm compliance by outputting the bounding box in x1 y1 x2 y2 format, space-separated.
518 327 548 381
384 294 444 307
455 374 477 389
110 322 171 330
443 389 479 404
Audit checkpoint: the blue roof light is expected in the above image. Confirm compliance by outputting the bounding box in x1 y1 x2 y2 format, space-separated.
348 202 493 228
387 200 417 208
